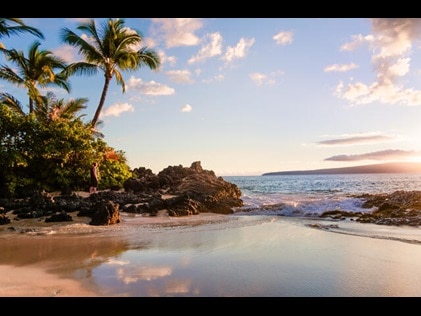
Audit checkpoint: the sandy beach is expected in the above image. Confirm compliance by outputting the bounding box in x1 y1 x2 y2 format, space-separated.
2 207 421 297
0 209 232 297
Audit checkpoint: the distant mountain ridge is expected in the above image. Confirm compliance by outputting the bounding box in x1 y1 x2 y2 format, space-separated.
262 162 421 176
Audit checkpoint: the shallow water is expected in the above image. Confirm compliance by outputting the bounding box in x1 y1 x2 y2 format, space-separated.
2 214 420 297
88 216 421 296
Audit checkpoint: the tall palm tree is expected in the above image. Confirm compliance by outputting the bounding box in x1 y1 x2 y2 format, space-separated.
60 18 161 128
0 18 44 49
0 41 70 113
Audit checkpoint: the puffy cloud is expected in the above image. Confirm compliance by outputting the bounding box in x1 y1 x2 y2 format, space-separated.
101 103 134 117
127 76 175 96
222 37 255 64
181 104 192 112
335 18 421 106
150 18 203 48
188 32 223 64
272 31 293 45
53 45 79 63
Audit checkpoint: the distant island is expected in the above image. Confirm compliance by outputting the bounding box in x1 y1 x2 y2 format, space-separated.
262 162 421 176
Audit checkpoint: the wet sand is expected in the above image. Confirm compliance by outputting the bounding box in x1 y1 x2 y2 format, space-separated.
0 265 98 297
3 209 421 297
0 210 231 297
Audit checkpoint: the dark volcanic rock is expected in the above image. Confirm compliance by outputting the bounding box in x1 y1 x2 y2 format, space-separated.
89 200 120 226
45 212 73 222
124 161 243 216
0 161 243 226
162 162 243 214
320 190 421 227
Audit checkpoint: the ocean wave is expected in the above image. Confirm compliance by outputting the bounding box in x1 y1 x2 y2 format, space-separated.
234 195 375 217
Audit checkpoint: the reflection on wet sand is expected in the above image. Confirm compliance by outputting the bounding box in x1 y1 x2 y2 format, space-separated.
4 213 421 296
0 212 230 296
0 234 140 296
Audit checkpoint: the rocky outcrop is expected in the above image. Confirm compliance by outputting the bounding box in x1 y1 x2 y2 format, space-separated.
123 161 243 215
0 161 243 226
320 190 421 226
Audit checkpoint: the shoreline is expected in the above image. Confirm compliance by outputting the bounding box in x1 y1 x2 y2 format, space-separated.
0 211 233 297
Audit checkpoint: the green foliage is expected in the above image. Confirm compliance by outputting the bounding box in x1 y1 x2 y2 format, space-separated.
0 103 133 197
98 151 133 190
0 19 155 198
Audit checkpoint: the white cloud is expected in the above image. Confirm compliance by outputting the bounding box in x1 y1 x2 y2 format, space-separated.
324 63 358 73
222 37 255 64
340 34 373 51
153 49 176 68
388 57 410 77
188 32 223 64
150 18 203 48
272 31 293 45
53 44 79 63
336 18 421 106
181 104 192 112
127 76 175 96
101 103 134 117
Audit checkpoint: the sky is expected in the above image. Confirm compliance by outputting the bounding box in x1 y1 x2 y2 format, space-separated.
3 18 421 176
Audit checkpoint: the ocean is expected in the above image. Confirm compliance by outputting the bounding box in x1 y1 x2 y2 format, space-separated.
223 173 421 217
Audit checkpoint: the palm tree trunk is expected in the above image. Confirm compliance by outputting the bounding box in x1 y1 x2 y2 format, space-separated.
92 76 111 128
29 97 34 114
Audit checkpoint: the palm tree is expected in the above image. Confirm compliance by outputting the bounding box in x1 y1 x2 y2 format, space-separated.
0 18 44 49
60 18 161 128
35 92 88 123
0 91 88 123
0 41 70 114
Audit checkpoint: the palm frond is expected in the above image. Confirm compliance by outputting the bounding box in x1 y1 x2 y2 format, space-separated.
0 18 44 40
0 92 26 116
